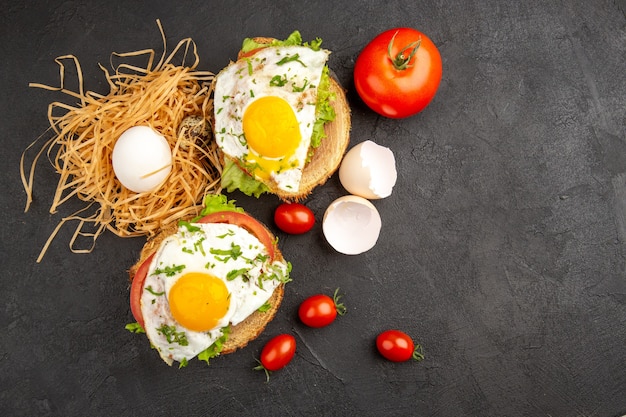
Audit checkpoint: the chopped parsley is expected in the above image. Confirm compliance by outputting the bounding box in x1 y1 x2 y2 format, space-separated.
194 237 206 256
226 268 249 282
179 220 201 233
258 261 292 287
144 286 165 296
157 325 189 346
217 230 235 239
210 242 243 262
292 79 309 92
276 53 306 67
153 264 186 277
270 74 288 87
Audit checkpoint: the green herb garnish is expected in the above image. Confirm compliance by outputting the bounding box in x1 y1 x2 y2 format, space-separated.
153 264 186 277
276 53 306 67
210 242 243 262
292 79 309 92
157 325 189 346
179 220 201 233
145 286 165 296
270 74 288 87
226 268 249 282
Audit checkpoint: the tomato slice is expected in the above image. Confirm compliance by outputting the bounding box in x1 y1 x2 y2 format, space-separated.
197 211 276 262
129 252 155 329
239 47 266 59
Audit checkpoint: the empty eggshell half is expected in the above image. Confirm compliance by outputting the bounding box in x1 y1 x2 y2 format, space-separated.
322 195 382 255
339 140 397 199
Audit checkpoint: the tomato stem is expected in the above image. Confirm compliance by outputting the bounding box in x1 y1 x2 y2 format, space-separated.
412 344 425 362
387 30 422 70
333 288 347 316
253 360 272 382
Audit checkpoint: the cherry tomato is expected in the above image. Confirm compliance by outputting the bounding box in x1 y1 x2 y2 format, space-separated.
376 330 425 362
198 211 276 261
354 27 442 118
274 203 315 235
298 288 346 328
254 334 297 381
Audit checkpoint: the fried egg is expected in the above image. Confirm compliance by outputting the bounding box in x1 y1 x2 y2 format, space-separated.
214 45 330 192
140 221 289 366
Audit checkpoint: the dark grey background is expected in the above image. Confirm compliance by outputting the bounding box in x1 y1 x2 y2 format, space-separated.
2 1 625 416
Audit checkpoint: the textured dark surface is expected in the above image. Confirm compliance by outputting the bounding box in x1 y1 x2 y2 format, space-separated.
2 1 626 416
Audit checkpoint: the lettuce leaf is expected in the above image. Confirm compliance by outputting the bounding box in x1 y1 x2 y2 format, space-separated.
197 325 231 366
240 30 323 53
125 322 145 334
198 193 245 217
311 66 336 151
221 159 270 198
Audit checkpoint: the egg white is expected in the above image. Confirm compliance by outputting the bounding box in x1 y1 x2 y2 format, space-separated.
214 45 330 191
140 222 288 365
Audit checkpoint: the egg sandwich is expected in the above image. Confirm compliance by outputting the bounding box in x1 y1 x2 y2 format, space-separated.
126 195 291 367
213 31 351 200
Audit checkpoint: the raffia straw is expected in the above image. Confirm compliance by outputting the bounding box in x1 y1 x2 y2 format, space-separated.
20 20 221 262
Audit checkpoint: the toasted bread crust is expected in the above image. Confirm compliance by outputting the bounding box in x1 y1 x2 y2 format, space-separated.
227 37 351 201
128 216 285 356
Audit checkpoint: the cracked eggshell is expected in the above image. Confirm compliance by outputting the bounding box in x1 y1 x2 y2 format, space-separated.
322 195 382 255
338 140 397 199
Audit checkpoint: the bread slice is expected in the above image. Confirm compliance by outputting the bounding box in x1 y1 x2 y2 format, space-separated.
222 37 352 201
128 215 285 357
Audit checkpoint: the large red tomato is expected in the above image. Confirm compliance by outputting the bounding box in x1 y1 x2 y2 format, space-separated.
354 28 442 118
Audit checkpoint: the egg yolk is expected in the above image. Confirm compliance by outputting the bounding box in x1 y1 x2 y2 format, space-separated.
168 272 230 332
242 96 302 179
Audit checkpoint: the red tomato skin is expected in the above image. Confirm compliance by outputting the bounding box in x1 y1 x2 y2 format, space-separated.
298 295 337 328
274 203 315 235
354 28 442 118
129 253 155 328
260 334 297 371
376 330 415 362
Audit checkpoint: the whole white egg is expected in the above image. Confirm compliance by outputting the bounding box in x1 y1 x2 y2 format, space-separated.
339 140 397 199
112 126 172 193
